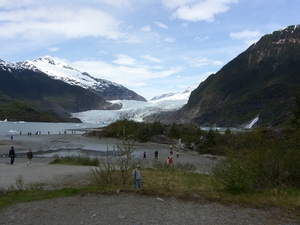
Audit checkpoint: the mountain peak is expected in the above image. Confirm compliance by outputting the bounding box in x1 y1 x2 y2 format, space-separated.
1 56 147 102
266 24 300 44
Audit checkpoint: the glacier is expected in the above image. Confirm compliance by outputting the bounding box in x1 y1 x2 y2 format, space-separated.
71 91 192 125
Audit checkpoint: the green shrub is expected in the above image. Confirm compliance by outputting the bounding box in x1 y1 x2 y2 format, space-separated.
212 153 255 192
90 140 137 187
152 160 169 170
282 148 300 186
172 162 196 172
152 160 196 172
51 155 99 166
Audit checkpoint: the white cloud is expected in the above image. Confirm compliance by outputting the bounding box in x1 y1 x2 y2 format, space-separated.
185 56 223 67
98 50 108 54
71 59 183 88
162 0 238 22
213 61 223 66
112 54 137 66
0 6 123 41
164 37 176 43
190 57 210 67
154 21 168 29
230 29 261 45
48 47 60 52
93 0 131 9
141 25 152 32
195 36 209 42
142 55 162 63
161 0 196 10
0 0 40 9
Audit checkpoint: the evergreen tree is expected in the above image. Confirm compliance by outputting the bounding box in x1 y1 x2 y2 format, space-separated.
167 123 181 139
291 90 300 130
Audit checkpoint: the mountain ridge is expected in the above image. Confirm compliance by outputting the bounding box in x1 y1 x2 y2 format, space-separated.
0 56 146 102
161 24 300 128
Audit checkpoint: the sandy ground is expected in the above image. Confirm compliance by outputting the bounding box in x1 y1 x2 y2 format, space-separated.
1 135 299 225
0 134 217 189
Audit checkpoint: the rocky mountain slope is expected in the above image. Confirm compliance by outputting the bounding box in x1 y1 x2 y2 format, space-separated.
165 25 300 128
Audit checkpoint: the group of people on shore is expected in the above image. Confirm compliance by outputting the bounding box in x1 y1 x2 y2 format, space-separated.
8 146 33 166
133 144 181 189
167 144 180 165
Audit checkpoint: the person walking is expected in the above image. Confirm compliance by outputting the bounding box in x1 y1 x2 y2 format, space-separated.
132 165 142 189
27 149 33 166
143 152 146 160
176 149 179 158
169 156 173 165
9 146 15 165
170 144 173 156
154 150 158 159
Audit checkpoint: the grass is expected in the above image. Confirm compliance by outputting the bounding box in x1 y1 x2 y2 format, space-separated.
0 188 80 210
50 155 99 166
0 161 299 222
141 169 300 213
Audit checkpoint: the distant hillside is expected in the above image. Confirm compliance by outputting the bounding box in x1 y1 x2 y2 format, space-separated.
166 25 300 128
0 65 120 122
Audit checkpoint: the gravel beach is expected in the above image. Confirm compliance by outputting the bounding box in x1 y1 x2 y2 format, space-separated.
0 134 299 225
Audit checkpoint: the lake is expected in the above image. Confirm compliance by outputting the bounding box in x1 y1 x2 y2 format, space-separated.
0 121 101 137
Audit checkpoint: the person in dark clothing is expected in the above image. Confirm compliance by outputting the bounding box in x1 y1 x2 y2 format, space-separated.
9 146 15 165
27 149 33 166
154 150 158 159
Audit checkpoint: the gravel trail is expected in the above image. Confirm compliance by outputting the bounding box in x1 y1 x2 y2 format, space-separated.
1 193 299 225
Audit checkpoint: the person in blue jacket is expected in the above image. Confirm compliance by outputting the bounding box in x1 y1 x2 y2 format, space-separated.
132 165 142 189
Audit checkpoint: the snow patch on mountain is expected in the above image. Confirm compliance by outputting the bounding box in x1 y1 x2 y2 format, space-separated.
1 56 124 92
150 87 194 101
24 56 122 92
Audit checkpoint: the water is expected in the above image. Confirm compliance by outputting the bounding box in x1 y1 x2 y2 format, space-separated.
0 121 245 158
200 127 245 133
0 121 101 137
0 121 138 158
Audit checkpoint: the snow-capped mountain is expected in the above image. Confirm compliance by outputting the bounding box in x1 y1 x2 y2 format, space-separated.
72 88 194 125
1 56 195 124
0 56 146 101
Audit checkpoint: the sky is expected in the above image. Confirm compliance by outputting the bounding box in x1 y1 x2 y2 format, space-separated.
0 0 299 100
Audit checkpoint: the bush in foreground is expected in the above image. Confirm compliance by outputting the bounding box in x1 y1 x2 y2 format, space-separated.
51 155 99 166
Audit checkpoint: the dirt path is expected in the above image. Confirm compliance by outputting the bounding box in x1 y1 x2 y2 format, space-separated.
0 193 298 225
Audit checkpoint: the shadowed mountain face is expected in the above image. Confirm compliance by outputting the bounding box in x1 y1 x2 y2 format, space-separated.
165 25 300 128
0 66 119 122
